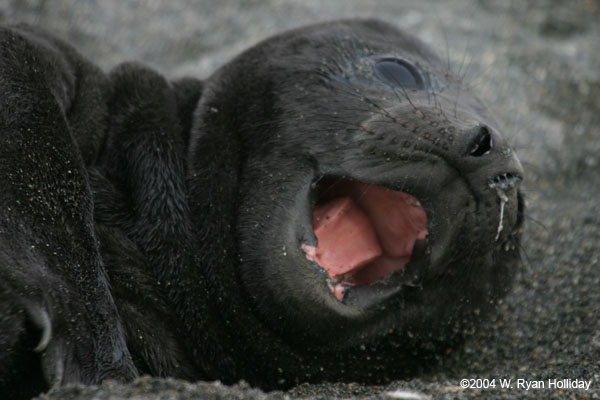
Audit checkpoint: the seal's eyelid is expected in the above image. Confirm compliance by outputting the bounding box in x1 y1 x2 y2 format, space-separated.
372 57 425 90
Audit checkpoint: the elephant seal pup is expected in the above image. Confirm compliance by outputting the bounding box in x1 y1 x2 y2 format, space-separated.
0 19 524 398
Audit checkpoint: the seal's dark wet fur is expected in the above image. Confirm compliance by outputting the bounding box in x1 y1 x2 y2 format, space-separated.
0 20 524 398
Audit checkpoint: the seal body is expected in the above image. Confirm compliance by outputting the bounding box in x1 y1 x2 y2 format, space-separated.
0 19 524 398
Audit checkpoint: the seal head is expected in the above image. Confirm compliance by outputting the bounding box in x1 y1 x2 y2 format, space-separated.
187 18 524 384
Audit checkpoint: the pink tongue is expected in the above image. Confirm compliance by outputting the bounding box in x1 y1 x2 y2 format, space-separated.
306 197 383 277
304 182 427 288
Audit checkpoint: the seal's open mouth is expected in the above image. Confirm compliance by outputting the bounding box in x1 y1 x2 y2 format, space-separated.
302 178 428 303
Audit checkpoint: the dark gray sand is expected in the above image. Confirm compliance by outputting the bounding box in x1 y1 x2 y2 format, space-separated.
1 1 598 399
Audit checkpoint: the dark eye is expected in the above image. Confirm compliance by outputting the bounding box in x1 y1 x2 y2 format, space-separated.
373 58 425 90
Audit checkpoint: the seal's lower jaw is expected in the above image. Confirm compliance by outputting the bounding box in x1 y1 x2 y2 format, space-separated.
301 178 428 308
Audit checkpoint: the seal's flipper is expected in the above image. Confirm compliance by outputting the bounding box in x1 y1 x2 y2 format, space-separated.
0 24 138 396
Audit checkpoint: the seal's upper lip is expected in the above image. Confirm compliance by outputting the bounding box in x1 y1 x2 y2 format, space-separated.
301 176 429 308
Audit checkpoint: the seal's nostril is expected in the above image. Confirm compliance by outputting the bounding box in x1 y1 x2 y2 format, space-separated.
467 125 493 157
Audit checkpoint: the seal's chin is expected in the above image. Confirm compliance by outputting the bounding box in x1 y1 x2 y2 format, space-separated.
302 178 428 307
